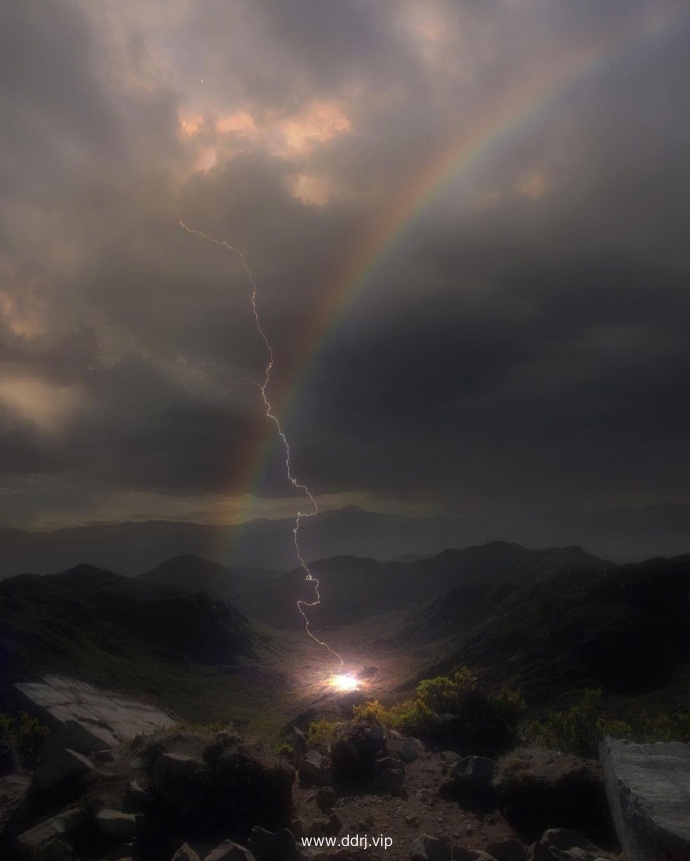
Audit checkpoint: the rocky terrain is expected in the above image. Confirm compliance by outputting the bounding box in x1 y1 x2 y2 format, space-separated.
1 678 688 861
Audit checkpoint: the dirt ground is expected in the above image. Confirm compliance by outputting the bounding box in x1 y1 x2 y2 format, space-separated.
293 738 519 861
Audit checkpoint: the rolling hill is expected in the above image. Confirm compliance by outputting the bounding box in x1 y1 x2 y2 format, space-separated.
416 554 690 708
141 542 613 629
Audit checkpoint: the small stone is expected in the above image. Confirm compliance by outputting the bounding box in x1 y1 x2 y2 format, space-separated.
249 826 296 861
94 749 115 763
22 838 72 861
13 808 84 855
372 766 405 792
454 756 495 789
540 831 601 855
299 750 327 785
400 741 419 763
410 834 452 861
34 748 94 791
527 844 559 861
172 844 201 861
328 812 343 835
441 751 461 763
205 840 257 861
486 840 526 861
316 785 336 811
96 809 138 840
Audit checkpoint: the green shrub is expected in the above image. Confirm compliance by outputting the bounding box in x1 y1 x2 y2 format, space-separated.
528 689 631 757
387 697 435 736
0 711 49 762
275 742 293 759
351 700 388 726
635 710 690 743
350 668 525 749
307 719 336 747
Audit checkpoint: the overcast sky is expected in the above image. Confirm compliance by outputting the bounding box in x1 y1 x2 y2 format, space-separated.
1 0 689 529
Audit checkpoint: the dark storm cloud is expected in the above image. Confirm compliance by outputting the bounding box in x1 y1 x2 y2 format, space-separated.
1 0 689 522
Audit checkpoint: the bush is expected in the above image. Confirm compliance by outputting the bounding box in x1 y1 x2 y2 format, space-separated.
0 710 49 763
307 719 336 747
635 710 690 743
351 700 387 726
387 698 436 737
349 668 525 754
275 742 293 760
528 690 631 757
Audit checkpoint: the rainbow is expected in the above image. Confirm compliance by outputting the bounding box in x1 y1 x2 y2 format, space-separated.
229 9 679 535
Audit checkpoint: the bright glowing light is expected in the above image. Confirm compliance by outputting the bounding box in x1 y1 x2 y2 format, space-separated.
331 674 360 692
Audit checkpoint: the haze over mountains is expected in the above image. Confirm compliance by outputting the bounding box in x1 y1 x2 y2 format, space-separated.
1 539 688 729
140 542 612 630
2 503 690 579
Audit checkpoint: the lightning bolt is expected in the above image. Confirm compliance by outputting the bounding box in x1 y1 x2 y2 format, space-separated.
179 216 344 670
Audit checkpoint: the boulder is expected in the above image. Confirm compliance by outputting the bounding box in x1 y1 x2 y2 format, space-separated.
410 834 452 861
539 830 601 855
154 752 204 817
249 826 296 861
441 751 461 763
14 676 174 744
292 726 308 759
12 808 84 855
315 785 336 811
527 844 558 861
172 845 201 861
372 767 405 793
485 840 526 861
599 738 690 861
201 735 295 831
206 841 257 861
20 838 73 861
40 718 114 761
330 723 387 783
399 741 419 764
96 808 139 840
124 779 150 811
455 755 495 787
34 747 94 791
299 750 328 785
494 749 609 843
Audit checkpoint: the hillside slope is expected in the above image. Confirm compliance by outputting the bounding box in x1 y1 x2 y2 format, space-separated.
417 554 690 708
0 565 262 723
232 542 613 629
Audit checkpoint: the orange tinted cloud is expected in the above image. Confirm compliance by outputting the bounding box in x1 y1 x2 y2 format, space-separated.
280 101 351 155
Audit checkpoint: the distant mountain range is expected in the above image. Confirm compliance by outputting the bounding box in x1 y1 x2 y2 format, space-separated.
140 541 612 629
2 502 690 579
1 544 688 725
